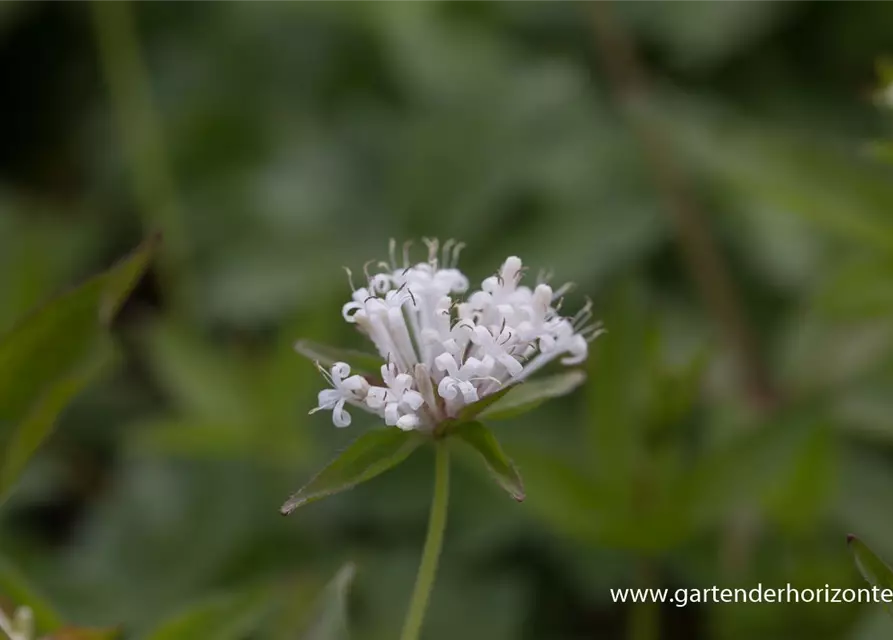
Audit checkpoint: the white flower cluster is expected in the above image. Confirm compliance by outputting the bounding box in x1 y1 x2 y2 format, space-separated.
308 240 601 431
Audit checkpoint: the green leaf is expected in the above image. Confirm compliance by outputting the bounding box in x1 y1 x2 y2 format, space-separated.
0 235 157 505
478 370 586 421
456 384 515 423
848 535 893 618
453 421 524 501
0 553 64 634
652 99 893 253
280 429 424 514
143 585 275 640
680 406 831 532
301 563 356 640
0 348 113 503
293 339 382 379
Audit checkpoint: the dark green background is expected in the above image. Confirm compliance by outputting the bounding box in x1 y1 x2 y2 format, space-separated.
2 1 893 638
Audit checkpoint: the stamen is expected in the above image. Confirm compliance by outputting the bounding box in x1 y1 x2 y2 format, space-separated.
422 237 439 267
451 242 465 268
537 268 553 284
553 282 574 299
315 361 334 385
363 260 375 283
442 239 454 267
343 267 356 292
572 298 594 329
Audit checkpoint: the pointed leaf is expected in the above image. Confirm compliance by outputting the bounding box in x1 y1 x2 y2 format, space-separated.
454 421 524 501
848 535 893 618
302 563 356 640
456 384 515 423
0 235 157 505
0 349 113 503
293 339 382 379
281 430 423 514
478 370 586 421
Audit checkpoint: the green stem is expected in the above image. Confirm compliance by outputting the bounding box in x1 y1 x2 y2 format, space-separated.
400 443 450 640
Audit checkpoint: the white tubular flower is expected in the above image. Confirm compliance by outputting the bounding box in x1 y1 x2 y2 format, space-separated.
303 239 599 431
310 362 369 428
435 352 482 405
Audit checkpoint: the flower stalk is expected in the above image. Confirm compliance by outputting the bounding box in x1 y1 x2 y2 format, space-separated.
400 442 450 640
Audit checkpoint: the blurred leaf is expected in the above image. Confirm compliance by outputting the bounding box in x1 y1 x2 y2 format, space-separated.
0 348 112 505
816 257 893 320
648 349 707 432
619 1 790 71
866 141 893 166
45 628 121 640
453 421 524 502
510 446 610 543
681 406 833 531
142 585 275 640
144 323 254 423
659 99 893 254
585 288 655 502
0 234 158 416
281 429 424 514
301 563 355 640
0 554 63 634
293 340 382 379
477 370 586 421
877 56 893 87
0 236 157 504
765 417 835 532
849 536 893 618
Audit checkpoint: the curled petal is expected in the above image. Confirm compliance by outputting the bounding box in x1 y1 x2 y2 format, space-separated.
402 389 424 411
560 336 588 365
458 381 479 403
396 413 421 431
342 375 369 394
332 399 351 428
434 352 459 377
342 301 363 323
331 362 351 382
438 377 459 400
499 353 524 377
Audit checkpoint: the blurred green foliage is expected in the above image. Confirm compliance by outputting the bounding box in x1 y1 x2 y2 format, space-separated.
2 1 893 639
